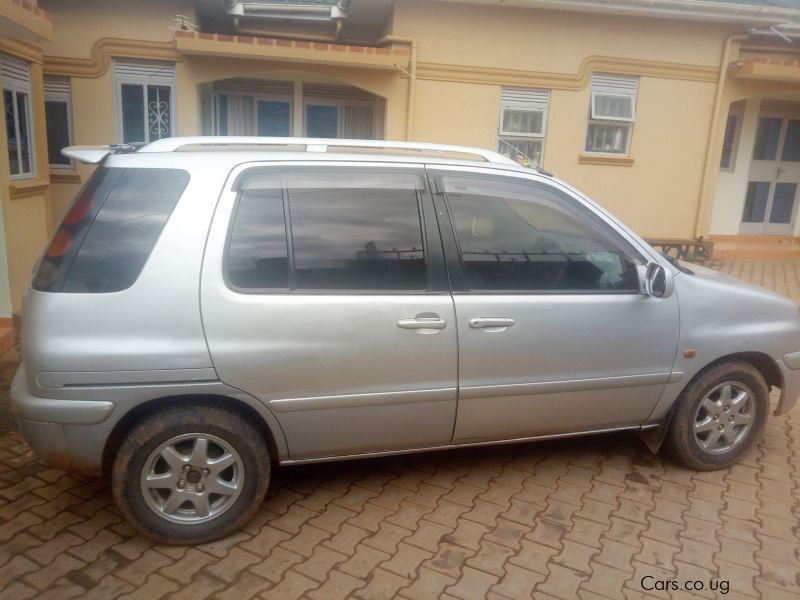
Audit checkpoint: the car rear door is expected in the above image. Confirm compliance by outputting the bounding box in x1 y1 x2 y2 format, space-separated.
201 162 458 460
428 166 680 444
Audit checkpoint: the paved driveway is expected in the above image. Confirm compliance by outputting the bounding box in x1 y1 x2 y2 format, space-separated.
1 259 799 600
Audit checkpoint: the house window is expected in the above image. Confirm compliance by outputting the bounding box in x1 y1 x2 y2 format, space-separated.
44 76 73 170
215 94 292 136
2 54 34 179
113 59 176 144
585 74 638 155
498 88 549 168
720 102 744 170
304 101 374 139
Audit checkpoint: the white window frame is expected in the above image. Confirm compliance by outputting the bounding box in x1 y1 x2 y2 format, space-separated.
2 54 35 180
497 88 549 168
213 92 293 136
586 74 639 156
113 59 176 144
302 97 375 138
44 76 74 171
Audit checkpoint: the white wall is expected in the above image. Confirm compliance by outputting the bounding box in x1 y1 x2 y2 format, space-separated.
710 98 760 235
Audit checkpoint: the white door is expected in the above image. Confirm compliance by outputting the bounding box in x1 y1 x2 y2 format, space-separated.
741 115 800 236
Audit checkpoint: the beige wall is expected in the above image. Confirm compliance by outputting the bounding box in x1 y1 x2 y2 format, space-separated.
393 0 727 238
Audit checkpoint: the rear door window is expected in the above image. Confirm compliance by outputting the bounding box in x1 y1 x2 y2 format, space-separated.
228 169 428 291
33 167 189 293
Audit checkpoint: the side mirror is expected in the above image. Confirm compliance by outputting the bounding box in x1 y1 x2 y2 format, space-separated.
643 263 674 298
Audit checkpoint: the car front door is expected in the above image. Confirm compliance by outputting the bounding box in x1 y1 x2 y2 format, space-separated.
429 167 680 444
201 163 458 460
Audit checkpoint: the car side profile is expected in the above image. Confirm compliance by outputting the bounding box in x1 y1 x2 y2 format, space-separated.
11 137 800 544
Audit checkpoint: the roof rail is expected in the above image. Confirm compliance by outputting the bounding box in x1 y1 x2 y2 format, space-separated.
138 136 519 165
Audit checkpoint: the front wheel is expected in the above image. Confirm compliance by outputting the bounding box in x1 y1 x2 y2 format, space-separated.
112 404 270 544
664 361 768 470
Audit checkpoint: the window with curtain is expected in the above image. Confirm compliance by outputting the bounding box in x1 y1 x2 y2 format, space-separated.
585 74 638 155
498 88 549 168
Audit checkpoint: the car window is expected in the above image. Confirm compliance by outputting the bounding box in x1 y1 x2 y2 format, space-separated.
33 167 189 293
227 169 427 291
441 174 640 292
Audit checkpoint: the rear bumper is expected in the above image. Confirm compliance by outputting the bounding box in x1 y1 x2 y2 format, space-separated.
10 365 110 475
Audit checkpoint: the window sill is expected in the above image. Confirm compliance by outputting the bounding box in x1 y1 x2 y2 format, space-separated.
9 178 49 199
578 153 635 167
50 172 82 184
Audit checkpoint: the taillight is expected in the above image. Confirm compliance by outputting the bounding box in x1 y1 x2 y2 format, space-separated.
45 229 73 257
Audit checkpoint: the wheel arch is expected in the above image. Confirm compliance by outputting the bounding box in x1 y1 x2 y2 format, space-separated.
101 394 285 476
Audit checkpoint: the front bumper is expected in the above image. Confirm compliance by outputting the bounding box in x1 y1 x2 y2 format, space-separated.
10 365 112 475
776 352 800 416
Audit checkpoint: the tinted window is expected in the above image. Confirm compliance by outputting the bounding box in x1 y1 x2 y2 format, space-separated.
443 175 640 292
45 100 71 166
46 168 189 293
226 190 289 289
231 170 427 291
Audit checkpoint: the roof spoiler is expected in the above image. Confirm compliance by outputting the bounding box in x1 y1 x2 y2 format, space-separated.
61 143 143 164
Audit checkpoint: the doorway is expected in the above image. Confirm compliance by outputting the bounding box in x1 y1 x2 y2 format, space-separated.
741 114 800 236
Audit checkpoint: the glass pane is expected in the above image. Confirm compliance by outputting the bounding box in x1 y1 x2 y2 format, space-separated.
257 101 290 137
781 119 800 162
45 100 71 166
592 94 633 120
306 105 338 138
586 122 630 154
216 95 228 135
502 109 543 135
226 190 289 289
63 169 189 293
720 114 737 169
342 106 373 139
289 174 426 290
498 137 543 168
770 183 797 225
3 90 18 175
443 175 640 292
121 84 145 143
16 92 30 174
753 117 782 161
742 181 770 223
147 85 171 140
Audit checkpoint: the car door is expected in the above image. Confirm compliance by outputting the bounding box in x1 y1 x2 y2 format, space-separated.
201 163 458 460
428 166 680 444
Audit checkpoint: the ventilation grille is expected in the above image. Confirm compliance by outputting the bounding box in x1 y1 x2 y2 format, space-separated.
501 88 549 111
591 73 639 96
1 54 30 91
44 76 71 97
113 59 176 84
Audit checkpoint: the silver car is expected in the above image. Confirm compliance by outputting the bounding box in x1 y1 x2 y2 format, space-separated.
11 137 800 544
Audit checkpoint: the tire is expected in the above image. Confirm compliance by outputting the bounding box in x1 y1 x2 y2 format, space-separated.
664 360 768 471
112 404 270 545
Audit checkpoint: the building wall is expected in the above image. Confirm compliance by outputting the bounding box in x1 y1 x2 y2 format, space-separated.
392 0 731 239
0 45 52 315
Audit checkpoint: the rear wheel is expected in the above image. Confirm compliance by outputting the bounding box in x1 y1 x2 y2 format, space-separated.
112 405 270 544
665 361 768 470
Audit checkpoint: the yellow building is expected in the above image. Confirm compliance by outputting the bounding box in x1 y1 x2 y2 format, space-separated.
2 0 800 328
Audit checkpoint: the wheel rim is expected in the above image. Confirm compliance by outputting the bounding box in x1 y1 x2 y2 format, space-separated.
140 433 244 524
692 381 755 455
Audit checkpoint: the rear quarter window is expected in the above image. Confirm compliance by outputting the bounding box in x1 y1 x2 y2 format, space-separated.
33 167 189 293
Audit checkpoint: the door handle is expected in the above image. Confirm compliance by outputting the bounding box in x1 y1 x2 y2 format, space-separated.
397 316 447 330
469 317 516 329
